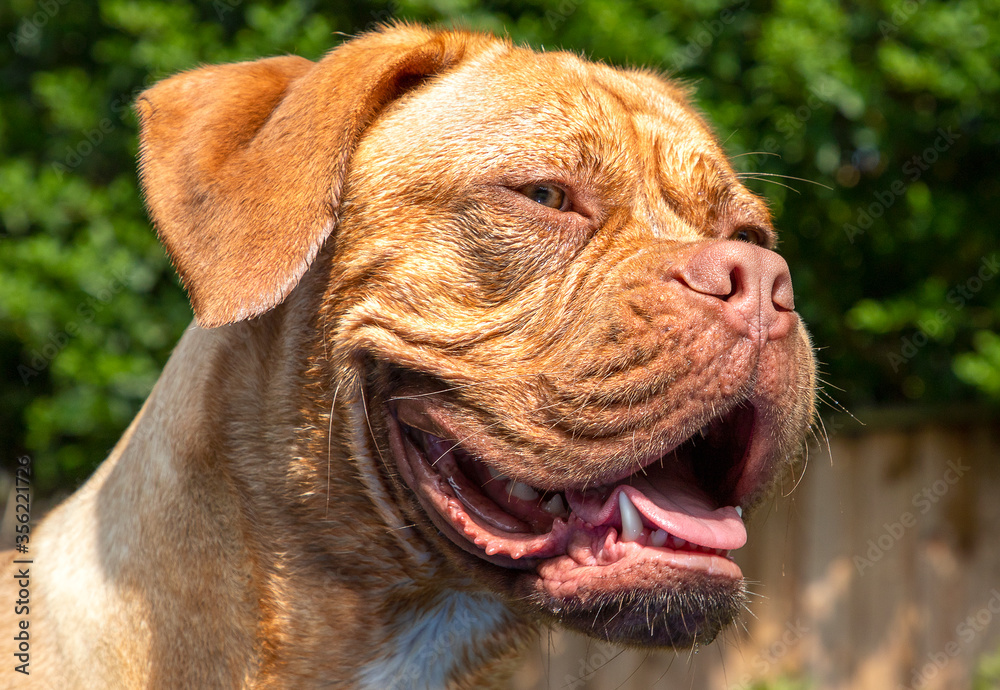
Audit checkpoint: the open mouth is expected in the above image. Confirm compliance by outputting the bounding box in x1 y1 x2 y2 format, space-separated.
388 399 758 603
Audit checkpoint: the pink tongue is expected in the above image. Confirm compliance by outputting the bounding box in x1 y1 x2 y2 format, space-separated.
566 471 747 551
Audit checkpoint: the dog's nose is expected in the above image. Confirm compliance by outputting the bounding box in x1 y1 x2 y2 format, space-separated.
677 241 796 342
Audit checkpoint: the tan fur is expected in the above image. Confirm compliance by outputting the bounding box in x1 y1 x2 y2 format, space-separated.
0 24 815 688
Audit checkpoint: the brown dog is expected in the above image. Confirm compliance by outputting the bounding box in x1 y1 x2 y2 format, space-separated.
1 24 816 689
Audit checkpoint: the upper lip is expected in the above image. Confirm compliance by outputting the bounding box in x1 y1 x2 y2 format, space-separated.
395 394 757 499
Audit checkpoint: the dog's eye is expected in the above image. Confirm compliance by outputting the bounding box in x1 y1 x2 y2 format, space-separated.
517 183 567 211
731 226 765 245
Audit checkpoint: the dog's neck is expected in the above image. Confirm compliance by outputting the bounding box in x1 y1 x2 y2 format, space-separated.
356 589 519 689
33 319 529 688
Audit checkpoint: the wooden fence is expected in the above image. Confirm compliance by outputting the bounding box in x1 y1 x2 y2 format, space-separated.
513 411 1000 689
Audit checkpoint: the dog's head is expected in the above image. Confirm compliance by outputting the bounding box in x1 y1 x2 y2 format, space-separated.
137 25 816 649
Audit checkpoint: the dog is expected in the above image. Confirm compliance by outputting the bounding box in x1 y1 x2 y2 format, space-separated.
1 24 816 689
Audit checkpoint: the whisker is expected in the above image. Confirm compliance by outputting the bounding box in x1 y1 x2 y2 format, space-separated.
385 522 419 533
613 649 649 690
651 652 675 687
731 151 782 159
737 171 833 190
388 373 547 400
325 379 342 519
738 175 802 194
360 384 385 468
782 447 809 498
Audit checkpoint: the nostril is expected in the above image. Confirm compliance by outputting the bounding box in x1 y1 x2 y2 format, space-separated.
772 270 795 312
723 268 741 302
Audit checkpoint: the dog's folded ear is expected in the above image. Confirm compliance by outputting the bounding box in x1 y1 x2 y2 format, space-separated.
136 24 488 327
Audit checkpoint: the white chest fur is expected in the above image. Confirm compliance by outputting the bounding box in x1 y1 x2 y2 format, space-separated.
357 590 511 690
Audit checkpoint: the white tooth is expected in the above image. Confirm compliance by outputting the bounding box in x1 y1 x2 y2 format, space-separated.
618 491 643 542
735 506 743 518
486 466 507 482
508 480 540 501
542 494 567 516
650 529 668 547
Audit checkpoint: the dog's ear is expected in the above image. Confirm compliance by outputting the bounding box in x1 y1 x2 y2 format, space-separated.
136 25 488 327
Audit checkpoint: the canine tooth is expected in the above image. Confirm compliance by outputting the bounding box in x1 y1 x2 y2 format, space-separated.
508 480 540 501
542 494 567 516
650 529 668 547
618 492 643 542
735 506 743 518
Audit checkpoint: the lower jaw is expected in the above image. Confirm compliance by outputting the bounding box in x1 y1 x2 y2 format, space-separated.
519 564 746 648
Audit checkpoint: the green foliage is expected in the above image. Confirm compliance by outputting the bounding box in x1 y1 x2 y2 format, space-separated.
955 331 1000 397
746 678 812 690
1 0 998 490
0 0 358 488
974 646 1000 690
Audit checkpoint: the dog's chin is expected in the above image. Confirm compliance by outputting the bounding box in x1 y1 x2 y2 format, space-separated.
384 393 769 648
523 572 745 647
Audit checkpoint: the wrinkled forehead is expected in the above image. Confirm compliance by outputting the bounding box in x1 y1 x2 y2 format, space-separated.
360 45 736 186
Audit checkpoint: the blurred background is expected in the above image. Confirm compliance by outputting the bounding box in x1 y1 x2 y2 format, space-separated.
0 0 997 687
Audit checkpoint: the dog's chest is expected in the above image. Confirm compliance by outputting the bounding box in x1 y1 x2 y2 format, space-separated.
356 590 512 689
